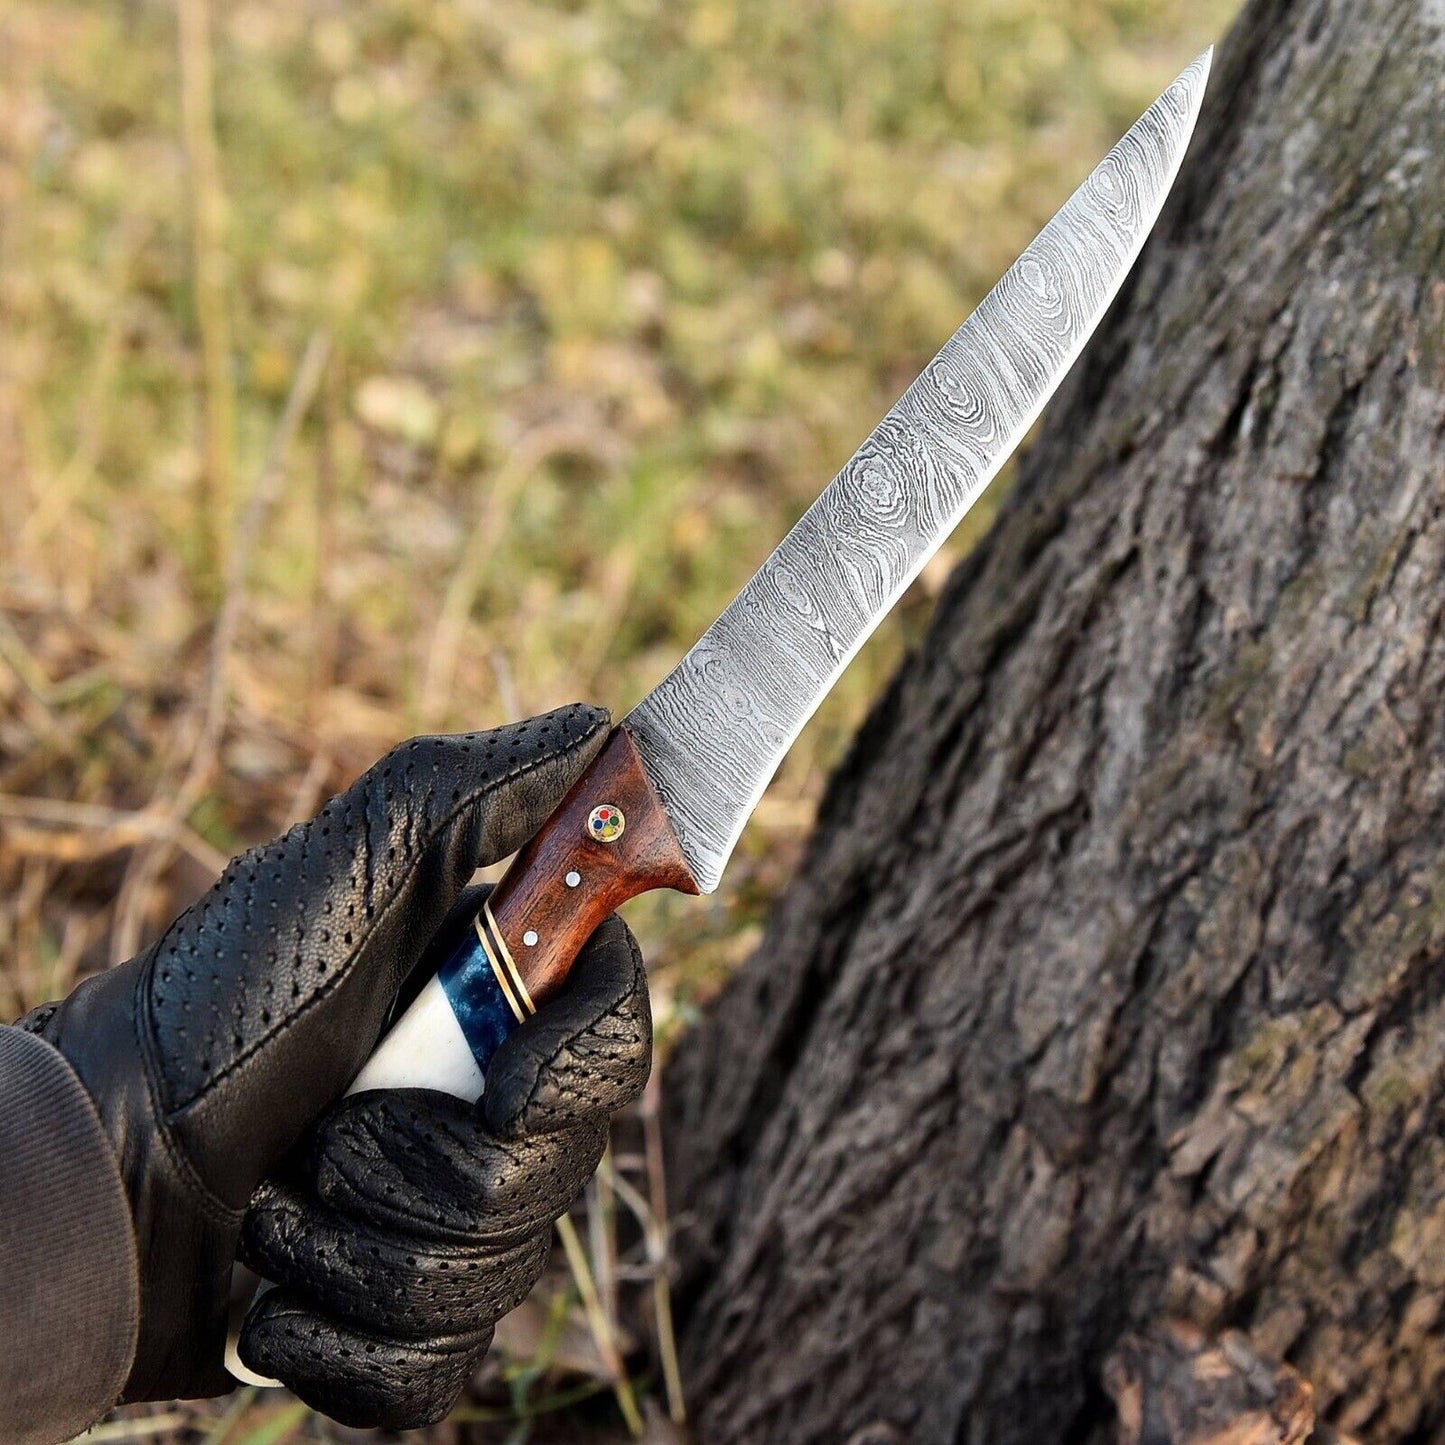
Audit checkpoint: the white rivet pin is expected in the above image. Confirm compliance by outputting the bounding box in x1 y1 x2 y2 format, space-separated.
523 930 539 947
565 870 581 888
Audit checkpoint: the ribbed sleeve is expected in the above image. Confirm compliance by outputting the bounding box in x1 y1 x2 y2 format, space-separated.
0 1025 139 1443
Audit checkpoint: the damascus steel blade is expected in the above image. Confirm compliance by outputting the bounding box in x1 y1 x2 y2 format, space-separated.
625 50 1211 893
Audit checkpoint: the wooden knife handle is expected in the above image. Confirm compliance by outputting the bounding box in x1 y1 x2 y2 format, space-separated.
345 725 698 1102
489 723 700 1006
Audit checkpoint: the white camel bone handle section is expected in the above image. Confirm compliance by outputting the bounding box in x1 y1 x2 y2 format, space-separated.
224 975 491 1384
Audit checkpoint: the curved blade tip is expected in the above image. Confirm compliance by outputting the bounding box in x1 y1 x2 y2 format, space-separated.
1175 46 1214 123
1138 47 1211 184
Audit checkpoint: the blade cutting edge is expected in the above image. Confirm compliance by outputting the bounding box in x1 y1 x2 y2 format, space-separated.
626 49 1212 892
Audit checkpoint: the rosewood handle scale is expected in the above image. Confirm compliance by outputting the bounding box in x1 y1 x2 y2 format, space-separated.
488 724 699 1007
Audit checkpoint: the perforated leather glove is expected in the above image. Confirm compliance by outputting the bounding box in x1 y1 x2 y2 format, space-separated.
236 904 650 1428
20 704 617 1404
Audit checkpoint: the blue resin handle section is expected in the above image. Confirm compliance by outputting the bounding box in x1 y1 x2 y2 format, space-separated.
436 920 523 1076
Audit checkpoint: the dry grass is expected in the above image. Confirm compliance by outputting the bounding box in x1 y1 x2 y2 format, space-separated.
0 0 1232 1437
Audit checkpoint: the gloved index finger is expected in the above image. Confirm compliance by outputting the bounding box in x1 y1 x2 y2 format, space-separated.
481 913 652 1139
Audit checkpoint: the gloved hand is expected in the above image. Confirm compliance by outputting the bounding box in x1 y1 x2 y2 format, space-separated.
20 703 629 1406
236 904 650 1428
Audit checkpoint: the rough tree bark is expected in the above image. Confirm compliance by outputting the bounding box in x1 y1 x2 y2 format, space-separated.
661 1 1445 1441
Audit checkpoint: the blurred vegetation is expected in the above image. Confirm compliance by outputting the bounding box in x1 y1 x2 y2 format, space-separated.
0 0 1231 1437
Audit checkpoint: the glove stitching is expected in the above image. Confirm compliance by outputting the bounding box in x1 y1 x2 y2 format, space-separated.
133 955 246 1231
175 724 608 1109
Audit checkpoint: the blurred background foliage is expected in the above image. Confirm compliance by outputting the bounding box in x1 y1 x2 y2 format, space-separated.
0 0 1231 1437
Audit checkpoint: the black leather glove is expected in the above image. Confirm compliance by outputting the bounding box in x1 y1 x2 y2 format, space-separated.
21 704 613 1403
236 902 651 1428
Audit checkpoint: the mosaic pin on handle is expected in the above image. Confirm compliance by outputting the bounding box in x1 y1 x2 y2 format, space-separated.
351 724 698 1099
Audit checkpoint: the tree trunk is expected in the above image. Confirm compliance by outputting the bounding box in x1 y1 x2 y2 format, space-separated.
661 1 1445 1441
1102 1323 1340 1445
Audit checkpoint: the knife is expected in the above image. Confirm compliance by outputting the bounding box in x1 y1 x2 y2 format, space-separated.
352 48 1211 1098
229 46 1209 1382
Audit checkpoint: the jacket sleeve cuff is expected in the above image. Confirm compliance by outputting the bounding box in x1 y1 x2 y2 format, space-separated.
0 1024 140 1443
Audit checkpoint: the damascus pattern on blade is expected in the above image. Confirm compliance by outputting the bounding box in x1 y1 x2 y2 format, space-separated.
626 52 1211 893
